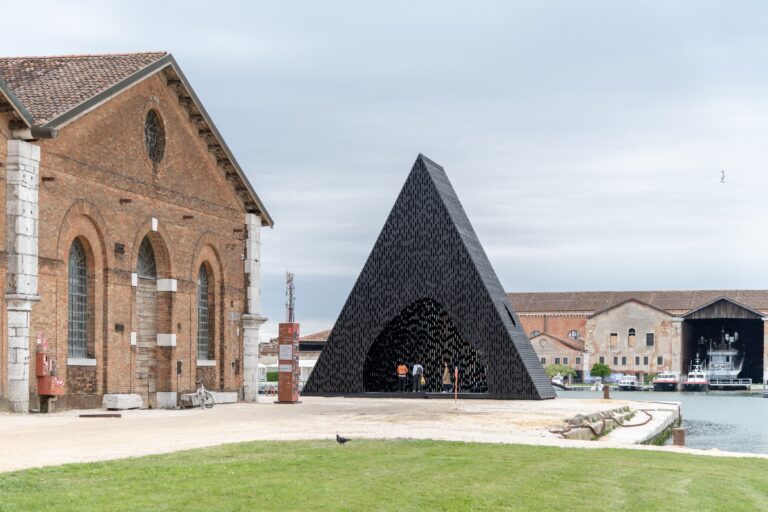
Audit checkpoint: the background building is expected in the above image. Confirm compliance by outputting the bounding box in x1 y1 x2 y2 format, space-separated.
508 290 768 382
0 52 271 412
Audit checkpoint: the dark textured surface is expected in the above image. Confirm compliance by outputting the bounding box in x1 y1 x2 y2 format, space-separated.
362 298 488 393
304 155 555 399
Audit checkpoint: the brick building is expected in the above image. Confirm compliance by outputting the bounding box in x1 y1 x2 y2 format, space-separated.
508 290 768 383
0 52 272 412
301 291 768 385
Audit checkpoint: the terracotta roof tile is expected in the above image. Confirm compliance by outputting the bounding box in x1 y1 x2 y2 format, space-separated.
299 329 331 342
531 332 585 352
507 290 768 314
0 52 167 125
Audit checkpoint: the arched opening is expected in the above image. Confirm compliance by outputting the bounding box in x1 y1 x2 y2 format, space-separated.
67 239 91 358
135 236 158 407
362 298 488 394
628 328 636 347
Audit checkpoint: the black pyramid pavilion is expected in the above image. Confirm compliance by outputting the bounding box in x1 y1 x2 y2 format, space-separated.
303 155 555 399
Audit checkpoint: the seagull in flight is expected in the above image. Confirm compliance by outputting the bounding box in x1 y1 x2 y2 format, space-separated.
721 170 726 183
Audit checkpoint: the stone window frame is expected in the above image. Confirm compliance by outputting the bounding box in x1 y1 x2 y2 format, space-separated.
646 332 655 346
567 330 579 340
628 328 636 346
575 356 581 365
530 329 541 338
540 357 546 365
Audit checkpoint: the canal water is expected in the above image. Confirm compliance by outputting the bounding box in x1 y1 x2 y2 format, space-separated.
558 390 768 455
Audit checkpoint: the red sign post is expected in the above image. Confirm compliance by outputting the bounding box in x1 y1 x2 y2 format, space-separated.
276 322 301 403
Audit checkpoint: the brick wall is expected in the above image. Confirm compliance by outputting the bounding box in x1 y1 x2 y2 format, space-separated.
2 73 258 409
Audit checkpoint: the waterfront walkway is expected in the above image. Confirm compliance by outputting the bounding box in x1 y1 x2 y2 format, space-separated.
0 396 763 472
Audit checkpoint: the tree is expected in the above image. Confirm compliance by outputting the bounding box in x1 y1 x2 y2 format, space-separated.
590 363 611 380
544 364 576 379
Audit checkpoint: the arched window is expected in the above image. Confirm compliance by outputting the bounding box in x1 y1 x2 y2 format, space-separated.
68 240 88 358
628 328 636 347
530 330 541 338
137 237 157 279
197 265 212 360
568 330 579 340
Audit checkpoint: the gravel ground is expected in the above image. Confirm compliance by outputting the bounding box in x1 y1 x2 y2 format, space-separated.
0 396 762 473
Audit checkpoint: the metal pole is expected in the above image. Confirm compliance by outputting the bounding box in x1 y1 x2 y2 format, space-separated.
454 366 458 405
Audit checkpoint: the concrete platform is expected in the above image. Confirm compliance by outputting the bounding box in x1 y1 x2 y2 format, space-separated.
0 396 762 473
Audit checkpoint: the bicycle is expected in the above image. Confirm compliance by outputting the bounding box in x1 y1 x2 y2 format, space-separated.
195 378 215 409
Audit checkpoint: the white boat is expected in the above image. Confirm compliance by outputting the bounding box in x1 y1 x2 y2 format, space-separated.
617 374 639 391
652 371 680 392
683 354 708 392
706 330 751 390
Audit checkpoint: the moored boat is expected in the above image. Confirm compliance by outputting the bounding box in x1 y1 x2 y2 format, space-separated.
706 330 751 391
617 374 639 391
683 354 708 392
653 371 680 391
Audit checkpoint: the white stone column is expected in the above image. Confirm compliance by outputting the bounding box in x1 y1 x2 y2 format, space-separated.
242 213 267 402
5 140 41 413
672 317 684 374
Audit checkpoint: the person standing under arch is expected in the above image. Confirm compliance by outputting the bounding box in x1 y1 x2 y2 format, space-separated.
442 361 453 393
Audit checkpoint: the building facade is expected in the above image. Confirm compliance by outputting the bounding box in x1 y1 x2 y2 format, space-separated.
508 291 768 383
0 52 271 412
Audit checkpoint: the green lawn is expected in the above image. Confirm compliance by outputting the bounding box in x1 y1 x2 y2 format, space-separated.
1 440 766 511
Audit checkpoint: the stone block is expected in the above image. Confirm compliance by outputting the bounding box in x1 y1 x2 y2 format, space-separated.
156 279 177 292
209 391 237 404
14 216 36 236
157 334 176 346
7 140 41 161
7 361 29 380
180 393 200 408
156 392 178 409
102 394 143 410
245 213 260 228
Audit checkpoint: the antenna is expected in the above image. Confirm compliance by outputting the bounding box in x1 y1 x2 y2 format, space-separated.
285 271 295 323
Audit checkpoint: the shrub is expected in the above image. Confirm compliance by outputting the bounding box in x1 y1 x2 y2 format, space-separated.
544 364 576 378
590 363 611 379
266 371 279 382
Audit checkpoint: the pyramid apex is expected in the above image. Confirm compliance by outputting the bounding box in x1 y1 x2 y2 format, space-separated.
415 153 444 171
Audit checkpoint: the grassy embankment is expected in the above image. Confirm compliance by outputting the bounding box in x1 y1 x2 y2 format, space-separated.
1 440 766 511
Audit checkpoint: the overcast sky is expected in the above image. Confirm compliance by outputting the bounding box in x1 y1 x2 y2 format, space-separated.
4 1 768 339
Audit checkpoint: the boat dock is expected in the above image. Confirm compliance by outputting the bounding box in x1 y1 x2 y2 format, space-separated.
709 378 752 391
